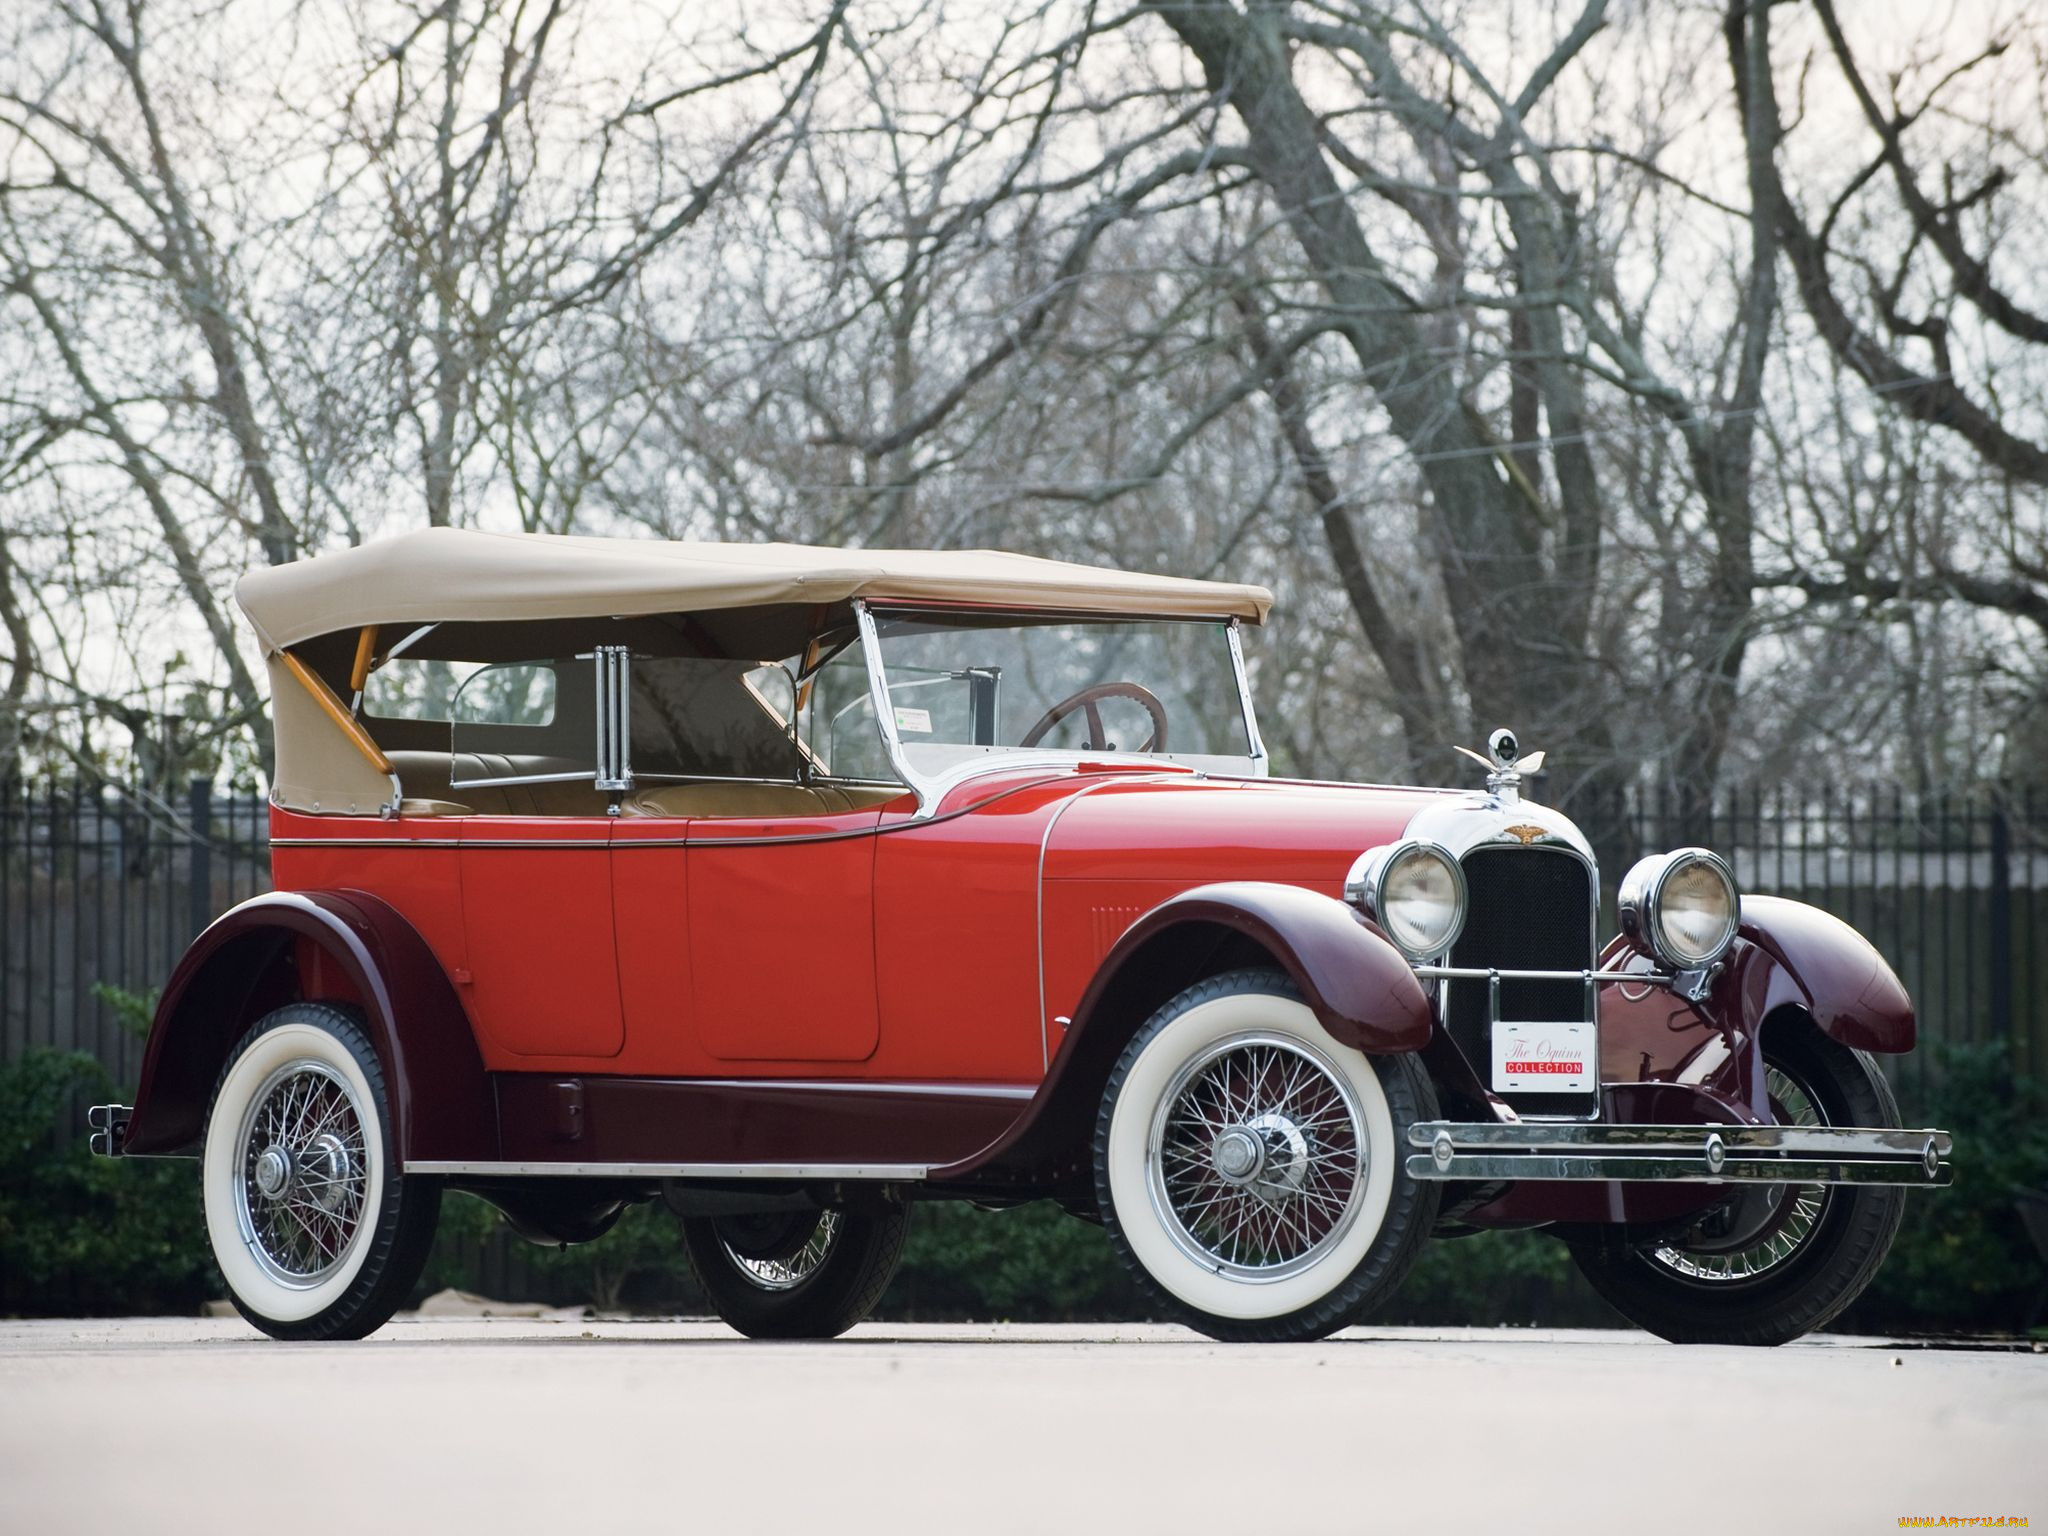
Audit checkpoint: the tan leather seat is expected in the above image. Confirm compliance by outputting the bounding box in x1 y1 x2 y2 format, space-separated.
619 781 902 819
389 750 613 818
399 796 475 818
389 750 902 820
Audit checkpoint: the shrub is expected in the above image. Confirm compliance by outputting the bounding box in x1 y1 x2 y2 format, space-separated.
1840 1046 2048 1336
0 1048 217 1316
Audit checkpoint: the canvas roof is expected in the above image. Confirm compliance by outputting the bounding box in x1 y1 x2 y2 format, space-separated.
236 527 1273 652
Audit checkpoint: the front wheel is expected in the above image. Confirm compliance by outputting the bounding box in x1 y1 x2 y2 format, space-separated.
680 1203 909 1339
202 1002 441 1340
1094 969 1439 1342
1566 1020 1906 1346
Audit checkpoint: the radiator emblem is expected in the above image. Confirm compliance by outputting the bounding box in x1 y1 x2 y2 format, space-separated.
1503 824 1548 845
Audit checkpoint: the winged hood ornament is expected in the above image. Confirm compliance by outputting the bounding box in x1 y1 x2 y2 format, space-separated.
1454 727 1545 804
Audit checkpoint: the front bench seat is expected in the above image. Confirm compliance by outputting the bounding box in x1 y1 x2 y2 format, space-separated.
618 782 903 818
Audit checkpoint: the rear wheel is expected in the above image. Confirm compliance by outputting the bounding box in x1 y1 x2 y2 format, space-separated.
1567 1020 1905 1345
202 1002 441 1341
1094 969 1438 1342
681 1203 909 1339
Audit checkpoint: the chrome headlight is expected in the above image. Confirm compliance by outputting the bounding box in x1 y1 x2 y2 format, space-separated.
1618 848 1740 969
1345 840 1468 960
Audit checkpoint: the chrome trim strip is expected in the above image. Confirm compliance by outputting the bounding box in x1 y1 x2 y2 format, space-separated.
449 838 613 849
406 1160 930 1180
271 837 464 848
683 1078 1034 1100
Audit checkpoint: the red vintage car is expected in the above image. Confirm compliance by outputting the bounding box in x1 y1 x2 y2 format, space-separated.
91 529 1949 1344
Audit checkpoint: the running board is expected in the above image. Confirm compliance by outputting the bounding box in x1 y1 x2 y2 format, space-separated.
1406 1121 1952 1186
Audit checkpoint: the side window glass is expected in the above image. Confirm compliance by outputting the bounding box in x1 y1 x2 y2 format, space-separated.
449 662 557 727
448 659 590 785
802 649 899 782
362 658 489 721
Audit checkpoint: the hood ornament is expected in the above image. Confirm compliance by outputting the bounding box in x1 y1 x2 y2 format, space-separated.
1454 726 1545 804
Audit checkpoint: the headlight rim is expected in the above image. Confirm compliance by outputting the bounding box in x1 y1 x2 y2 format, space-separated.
1619 846 1741 970
1345 838 1469 961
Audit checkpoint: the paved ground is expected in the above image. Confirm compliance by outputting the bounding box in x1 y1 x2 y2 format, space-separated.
1 1317 2042 1535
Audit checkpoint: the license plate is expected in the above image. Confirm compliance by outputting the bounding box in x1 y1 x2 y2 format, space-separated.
1492 1021 1595 1094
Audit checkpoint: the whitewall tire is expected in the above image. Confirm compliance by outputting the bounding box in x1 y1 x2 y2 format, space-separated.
202 1003 441 1340
1094 969 1438 1342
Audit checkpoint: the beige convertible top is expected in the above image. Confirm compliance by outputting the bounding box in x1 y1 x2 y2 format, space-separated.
237 527 1272 650
244 528 1272 816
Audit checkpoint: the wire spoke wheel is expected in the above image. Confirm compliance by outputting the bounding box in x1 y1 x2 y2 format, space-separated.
1649 1064 1832 1286
233 1059 371 1289
1147 1031 1369 1283
723 1211 842 1292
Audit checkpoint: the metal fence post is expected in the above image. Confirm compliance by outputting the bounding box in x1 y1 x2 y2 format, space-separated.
187 778 212 940
1990 801 2012 1047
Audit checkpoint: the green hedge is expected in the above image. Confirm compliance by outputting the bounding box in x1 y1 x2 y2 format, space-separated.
4 1043 2041 1333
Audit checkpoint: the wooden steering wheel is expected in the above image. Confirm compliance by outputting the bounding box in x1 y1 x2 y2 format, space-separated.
1019 681 1170 753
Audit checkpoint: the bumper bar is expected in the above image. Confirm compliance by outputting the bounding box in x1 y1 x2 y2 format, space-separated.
1407 1120 1953 1187
87 1103 132 1158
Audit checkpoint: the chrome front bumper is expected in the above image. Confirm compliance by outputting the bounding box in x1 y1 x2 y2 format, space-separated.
1407 1121 1953 1187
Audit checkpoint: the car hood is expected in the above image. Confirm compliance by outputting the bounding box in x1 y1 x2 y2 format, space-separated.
1039 773 1472 887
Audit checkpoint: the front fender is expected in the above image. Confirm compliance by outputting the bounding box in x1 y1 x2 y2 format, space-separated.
934 881 1429 1186
1094 882 1433 1054
123 890 492 1161
1730 894 1916 1053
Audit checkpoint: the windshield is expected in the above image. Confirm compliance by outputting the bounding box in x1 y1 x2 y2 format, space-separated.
841 610 1260 782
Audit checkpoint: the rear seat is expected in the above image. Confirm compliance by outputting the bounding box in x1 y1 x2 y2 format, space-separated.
388 750 900 820
389 750 614 818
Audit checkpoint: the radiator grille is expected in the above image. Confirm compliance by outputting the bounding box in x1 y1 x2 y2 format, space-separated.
1445 846 1597 1114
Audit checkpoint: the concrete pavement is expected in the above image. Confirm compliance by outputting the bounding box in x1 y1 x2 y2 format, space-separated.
1 1317 2041 1535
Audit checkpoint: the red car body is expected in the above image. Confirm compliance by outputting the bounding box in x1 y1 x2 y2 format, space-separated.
94 530 1949 1344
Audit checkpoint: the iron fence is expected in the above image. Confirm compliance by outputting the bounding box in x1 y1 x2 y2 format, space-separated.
2 777 2041 1109
0 780 270 1086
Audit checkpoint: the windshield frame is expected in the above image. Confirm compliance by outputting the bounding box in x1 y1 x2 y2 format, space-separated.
852 600 1268 815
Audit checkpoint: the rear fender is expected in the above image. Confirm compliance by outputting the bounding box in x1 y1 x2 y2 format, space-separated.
937 881 1429 1185
123 890 493 1161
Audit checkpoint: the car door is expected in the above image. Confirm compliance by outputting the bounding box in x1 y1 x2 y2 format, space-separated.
458 814 625 1059
444 657 625 1061
685 808 884 1063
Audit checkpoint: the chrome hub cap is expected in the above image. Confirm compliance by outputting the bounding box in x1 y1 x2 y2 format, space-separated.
233 1060 371 1289
1149 1032 1370 1283
252 1144 293 1201
1211 1128 1265 1185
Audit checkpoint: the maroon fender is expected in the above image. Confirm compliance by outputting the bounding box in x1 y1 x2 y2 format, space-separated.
122 889 493 1162
1104 882 1435 1054
936 881 1429 1186
1730 894 1916 1053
